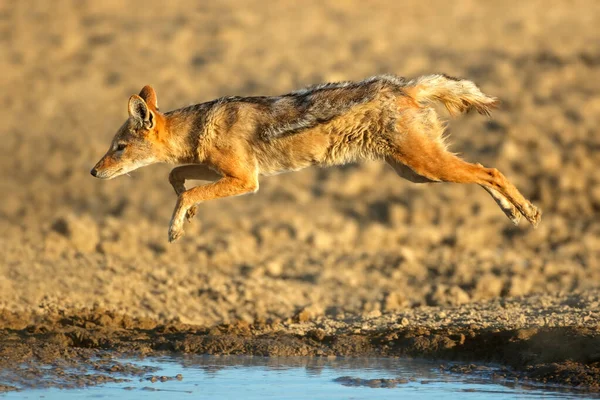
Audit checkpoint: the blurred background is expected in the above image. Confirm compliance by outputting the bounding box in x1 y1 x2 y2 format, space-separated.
0 0 598 325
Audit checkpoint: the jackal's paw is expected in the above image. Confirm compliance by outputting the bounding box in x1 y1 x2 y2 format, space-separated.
497 201 521 226
507 207 522 226
168 223 185 243
185 205 197 222
523 203 542 228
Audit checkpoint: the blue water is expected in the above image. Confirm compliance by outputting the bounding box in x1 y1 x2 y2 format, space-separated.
1 356 596 399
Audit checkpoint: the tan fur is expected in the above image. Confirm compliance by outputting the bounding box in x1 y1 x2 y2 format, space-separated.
91 75 541 242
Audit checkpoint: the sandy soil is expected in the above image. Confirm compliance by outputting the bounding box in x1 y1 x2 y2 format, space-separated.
0 0 599 391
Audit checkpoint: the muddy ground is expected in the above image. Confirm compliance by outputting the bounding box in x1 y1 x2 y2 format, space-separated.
0 0 599 393
1 292 600 391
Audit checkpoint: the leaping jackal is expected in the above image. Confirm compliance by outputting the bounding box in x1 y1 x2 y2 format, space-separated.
91 74 541 242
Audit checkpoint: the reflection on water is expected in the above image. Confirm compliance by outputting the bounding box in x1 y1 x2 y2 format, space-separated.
2 355 598 399
179 355 443 377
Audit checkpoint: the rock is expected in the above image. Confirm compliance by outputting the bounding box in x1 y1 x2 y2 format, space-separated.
294 304 324 323
265 260 283 277
427 285 471 306
307 329 327 341
473 274 504 300
448 286 471 305
383 291 409 312
508 275 534 297
51 214 99 253
307 230 334 250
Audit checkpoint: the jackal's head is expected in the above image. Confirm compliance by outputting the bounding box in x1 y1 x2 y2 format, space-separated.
91 86 168 179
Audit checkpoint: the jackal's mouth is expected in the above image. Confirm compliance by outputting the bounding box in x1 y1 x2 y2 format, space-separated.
93 167 123 180
92 158 156 180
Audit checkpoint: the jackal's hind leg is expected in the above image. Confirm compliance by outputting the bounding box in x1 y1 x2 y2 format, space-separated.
476 164 541 226
386 158 436 183
168 165 222 222
386 131 541 226
387 158 521 224
481 186 521 225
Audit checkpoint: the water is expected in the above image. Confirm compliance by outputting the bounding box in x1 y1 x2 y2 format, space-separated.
2 356 596 399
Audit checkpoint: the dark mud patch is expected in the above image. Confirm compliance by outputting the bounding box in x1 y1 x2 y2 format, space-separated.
145 373 184 383
334 376 411 388
0 384 18 392
0 309 599 392
0 357 159 392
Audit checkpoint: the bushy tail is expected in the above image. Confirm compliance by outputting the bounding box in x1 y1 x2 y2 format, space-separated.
405 74 498 117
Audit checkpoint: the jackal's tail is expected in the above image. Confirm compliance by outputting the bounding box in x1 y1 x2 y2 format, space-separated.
405 74 498 117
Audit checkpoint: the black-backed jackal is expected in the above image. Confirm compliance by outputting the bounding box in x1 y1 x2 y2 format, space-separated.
91 74 541 242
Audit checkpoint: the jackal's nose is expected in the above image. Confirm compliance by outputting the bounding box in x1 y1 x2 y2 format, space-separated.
90 168 98 177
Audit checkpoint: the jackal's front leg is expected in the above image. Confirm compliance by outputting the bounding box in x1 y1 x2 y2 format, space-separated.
168 176 258 242
168 165 222 222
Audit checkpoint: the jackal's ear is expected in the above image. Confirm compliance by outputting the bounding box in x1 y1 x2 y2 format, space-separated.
139 85 158 110
128 95 155 129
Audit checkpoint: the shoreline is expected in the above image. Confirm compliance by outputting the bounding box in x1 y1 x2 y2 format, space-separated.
1 292 599 392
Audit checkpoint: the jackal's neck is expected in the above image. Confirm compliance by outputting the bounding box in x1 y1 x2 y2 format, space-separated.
162 103 212 164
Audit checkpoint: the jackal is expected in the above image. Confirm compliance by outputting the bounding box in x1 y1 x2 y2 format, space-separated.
91 74 541 242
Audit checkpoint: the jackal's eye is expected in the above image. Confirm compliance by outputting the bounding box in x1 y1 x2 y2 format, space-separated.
116 143 127 151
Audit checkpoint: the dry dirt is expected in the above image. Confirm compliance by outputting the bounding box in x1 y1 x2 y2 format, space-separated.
0 0 599 392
